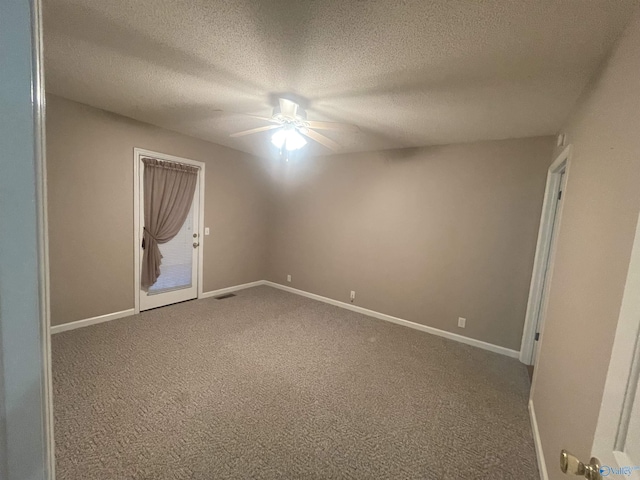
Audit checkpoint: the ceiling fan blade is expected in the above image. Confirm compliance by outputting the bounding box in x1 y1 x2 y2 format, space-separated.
279 98 298 118
230 125 280 138
241 114 280 123
301 129 341 151
306 120 359 133
215 111 279 123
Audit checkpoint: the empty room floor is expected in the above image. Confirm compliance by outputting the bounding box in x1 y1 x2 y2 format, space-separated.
52 286 538 479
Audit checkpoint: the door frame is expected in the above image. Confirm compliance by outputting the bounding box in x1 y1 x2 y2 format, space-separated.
0 0 55 477
519 145 572 365
133 148 206 314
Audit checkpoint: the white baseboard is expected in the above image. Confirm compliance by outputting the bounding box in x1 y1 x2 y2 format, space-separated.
200 280 265 299
51 280 521 359
52 281 265 334
529 400 549 480
264 281 520 358
51 309 135 334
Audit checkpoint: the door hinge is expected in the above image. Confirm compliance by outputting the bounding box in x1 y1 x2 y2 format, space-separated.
535 332 540 341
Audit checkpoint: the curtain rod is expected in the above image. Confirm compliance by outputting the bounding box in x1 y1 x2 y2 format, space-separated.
141 156 202 170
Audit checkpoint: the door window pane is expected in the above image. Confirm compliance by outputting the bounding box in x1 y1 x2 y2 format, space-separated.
148 202 194 295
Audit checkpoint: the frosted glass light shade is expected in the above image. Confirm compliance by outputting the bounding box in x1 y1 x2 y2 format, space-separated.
271 128 307 151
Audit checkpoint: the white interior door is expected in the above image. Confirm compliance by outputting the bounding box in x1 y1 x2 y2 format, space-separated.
589 209 640 478
136 151 204 312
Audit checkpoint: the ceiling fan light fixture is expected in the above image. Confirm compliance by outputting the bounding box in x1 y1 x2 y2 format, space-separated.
230 97 347 152
271 127 307 151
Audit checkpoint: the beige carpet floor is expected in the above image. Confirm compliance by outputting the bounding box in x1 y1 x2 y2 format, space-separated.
52 285 538 479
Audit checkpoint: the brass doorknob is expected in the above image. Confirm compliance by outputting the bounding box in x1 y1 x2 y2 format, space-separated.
560 450 602 480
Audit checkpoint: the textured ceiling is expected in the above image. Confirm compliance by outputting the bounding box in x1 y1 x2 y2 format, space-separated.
43 0 638 157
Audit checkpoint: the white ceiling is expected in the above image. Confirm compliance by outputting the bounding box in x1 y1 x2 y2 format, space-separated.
43 0 638 157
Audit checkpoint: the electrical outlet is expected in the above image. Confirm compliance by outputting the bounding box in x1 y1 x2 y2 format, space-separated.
287 274 291 283
204 227 210 235
458 317 466 328
350 291 356 302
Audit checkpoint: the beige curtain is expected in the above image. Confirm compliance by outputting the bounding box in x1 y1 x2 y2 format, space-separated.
141 158 199 289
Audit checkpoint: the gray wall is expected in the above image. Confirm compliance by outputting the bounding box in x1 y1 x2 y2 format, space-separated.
266 137 554 351
47 98 556 352
531 11 640 479
46 95 270 326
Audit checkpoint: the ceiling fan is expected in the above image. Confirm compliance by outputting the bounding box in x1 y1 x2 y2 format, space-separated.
229 98 359 152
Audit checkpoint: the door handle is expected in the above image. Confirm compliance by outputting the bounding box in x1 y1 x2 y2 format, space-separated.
193 242 199 248
560 450 602 480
